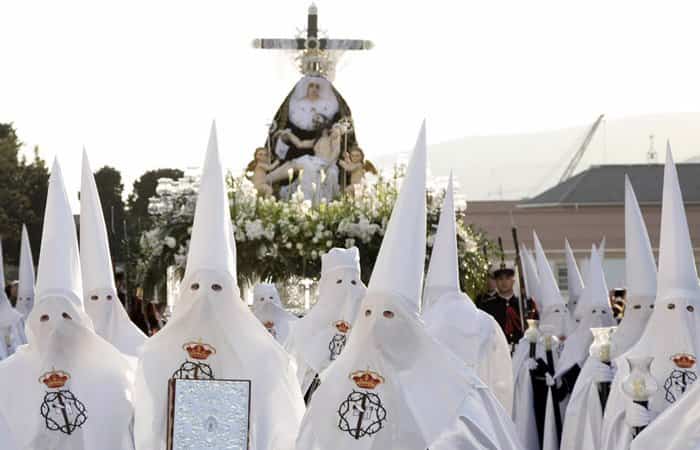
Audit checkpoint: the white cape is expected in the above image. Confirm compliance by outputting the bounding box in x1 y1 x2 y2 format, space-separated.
630 377 700 450
560 357 613 450
0 301 135 450
134 272 304 450
423 292 513 411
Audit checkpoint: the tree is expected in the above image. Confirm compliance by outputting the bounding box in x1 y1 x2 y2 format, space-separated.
0 123 49 267
93 166 126 262
123 168 183 291
127 168 184 231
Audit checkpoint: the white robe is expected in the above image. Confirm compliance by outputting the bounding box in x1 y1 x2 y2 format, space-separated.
512 337 563 450
297 292 521 450
285 266 366 395
560 358 614 450
423 293 513 412
0 298 135 450
630 377 700 450
134 271 304 450
252 299 298 344
84 287 146 357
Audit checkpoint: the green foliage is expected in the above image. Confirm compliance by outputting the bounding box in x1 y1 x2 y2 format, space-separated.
0 124 48 267
127 168 184 230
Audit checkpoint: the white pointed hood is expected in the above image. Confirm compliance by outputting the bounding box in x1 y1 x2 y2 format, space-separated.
251 282 298 344
134 123 304 450
565 239 584 314
297 122 522 450
80 150 117 293
656 143 700 309
557 245 615 376
424 173 460 309
611 176 657 356
0 158 138 449
601 144 700 450
521 244 541 302
36 159 83 309
80 150 146 356
0 240 22 329
422 174 514 411
16 225 35 319
533 231 572 339
533 232 565 312
285 247 366 394
367 121 426 314
598 236 607 259
183 122 236 284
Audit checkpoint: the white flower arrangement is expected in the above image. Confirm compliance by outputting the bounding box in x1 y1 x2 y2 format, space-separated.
136 166 492 301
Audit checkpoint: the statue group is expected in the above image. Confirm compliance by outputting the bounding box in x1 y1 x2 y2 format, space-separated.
247 5 376 203
248 75 375 203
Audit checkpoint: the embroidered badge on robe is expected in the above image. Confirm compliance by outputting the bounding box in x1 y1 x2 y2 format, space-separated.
39 370 88 435
338 369 387 439
263 321 277 339
173 341 216 380
664 353 698 403
329 321 351 361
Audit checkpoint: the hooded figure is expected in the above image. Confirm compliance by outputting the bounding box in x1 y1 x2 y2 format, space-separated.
512 232 574 450
16 224 35 322
564 240 584 318
610 176 657 357
0 160 135 450
422 173 513 411
285 246 367 398
559 246 617 450
251 282 298 343
0 240 26 357
296 122 520 450
80 150 147 357
556 245 615 384
601 144 700 450
133 123 304 450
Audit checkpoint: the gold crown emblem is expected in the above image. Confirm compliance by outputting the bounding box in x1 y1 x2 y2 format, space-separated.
39 369 70 389
350 370 384 390
182 341 217 360
263 321 275 329
335 320 351 334
672 353 696 369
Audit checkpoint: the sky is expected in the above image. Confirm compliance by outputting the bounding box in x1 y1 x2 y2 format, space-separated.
3 0 700 208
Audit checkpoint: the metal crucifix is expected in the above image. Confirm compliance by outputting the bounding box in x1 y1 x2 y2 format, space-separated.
252 4 373 77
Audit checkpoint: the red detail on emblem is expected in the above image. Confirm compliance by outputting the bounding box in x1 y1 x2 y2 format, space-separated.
182 341 217 360
335 320 351 334
350 370 384 390
264 321 275 329
672 353 696 369
39 369 70 389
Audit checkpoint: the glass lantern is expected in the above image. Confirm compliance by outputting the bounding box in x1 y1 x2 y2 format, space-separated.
622 356 658 403
590 326 617 364
525 319 540 344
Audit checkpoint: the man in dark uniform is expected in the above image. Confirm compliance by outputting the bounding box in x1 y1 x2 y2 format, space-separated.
476 262 524 347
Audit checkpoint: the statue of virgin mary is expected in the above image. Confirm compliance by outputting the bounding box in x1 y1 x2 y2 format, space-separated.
270 75 357 162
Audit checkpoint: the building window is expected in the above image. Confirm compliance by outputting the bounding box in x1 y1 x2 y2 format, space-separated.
557 264 568 293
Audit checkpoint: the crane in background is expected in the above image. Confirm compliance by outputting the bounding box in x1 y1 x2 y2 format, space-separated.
558 114 605 183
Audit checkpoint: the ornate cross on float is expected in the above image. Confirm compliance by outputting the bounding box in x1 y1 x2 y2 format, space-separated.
252 4 373 77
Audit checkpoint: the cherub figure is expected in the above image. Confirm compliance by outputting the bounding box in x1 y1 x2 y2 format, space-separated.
246 147 279 197
338 147 377 196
